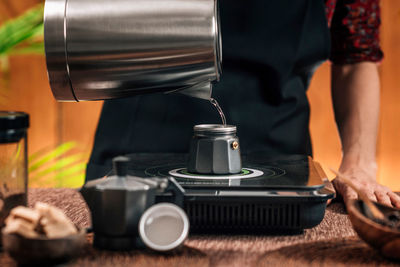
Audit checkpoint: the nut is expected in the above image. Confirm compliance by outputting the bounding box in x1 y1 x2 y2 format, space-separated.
231 141 239 150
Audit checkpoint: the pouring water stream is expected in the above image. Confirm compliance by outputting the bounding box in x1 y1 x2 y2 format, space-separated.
210 98 226 126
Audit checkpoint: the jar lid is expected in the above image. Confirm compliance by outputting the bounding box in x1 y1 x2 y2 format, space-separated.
0 111 29 130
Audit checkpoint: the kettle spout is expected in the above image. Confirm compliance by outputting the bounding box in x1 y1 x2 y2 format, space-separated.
174 81 213 100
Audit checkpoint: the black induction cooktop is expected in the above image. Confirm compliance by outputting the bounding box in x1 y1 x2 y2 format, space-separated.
120 153 335 234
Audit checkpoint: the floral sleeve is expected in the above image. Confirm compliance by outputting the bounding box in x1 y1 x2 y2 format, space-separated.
329 0 383 64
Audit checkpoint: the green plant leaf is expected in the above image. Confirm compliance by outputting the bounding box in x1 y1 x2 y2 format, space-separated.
0 4 45 103
54 162 87 187
58 172 86 188
28 141 79 173
54 162 87 179
28 141 90 188
0 4 44 56
29 153 87 181
7 23 44 55
29 167 86 188
30 22 44 38
8 42 44 55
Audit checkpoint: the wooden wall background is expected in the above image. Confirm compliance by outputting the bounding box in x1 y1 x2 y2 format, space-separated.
0 0 399 190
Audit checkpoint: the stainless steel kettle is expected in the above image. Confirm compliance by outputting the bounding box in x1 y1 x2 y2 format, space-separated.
44 0 222 101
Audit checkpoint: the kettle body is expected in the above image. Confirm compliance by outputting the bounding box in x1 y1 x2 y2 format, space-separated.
44 0 222 101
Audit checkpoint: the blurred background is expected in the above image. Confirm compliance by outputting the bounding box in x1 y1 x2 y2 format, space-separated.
0 0 399 189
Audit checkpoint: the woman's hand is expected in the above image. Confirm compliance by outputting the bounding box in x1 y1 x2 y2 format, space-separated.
332 164 400 208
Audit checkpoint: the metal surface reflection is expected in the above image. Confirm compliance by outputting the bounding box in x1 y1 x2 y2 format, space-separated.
44 0 221 101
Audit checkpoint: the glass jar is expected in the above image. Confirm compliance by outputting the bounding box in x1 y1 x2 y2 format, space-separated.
0 111 29 235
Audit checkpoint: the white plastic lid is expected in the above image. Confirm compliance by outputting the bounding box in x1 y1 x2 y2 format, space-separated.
139 203 189 251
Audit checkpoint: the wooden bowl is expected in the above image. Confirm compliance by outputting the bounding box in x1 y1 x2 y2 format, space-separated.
1 228 86 265
347 199 400 260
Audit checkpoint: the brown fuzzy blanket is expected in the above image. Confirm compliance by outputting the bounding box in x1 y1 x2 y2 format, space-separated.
0 188 398 267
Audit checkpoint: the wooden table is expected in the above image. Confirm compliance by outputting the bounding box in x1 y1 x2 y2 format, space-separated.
0 188 399 267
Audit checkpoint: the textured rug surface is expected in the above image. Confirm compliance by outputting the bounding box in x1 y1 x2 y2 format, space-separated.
0 188 398 267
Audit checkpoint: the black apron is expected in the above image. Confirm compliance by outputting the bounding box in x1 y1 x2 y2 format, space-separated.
86 0 330 181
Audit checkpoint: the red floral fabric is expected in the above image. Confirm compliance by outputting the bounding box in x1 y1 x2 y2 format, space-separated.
325 0 383 64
